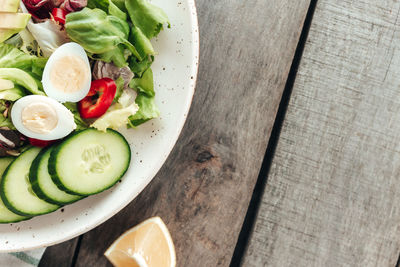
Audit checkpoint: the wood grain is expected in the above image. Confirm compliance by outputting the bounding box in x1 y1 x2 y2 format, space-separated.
37 0 313 266
243 0 400 266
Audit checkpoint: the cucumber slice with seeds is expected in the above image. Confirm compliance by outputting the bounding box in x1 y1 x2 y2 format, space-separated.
0 157 30 223
0 147 59 216
49 129 131 196
30 146 83 205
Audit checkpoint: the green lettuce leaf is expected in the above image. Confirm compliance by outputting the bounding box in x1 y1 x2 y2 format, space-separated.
0 43 46 99
65 8 142 60
0 44 32 69
63 102 88 130
0 100 7 113
109 15 130 38
30 58 47 77
124 0 168 76
113 76 125 103
0 86 26 101
90 15 130 67
94 45 127 67
128 68 159 126
0 113 15 129
0 43 47 76
129 25 155 60
129 55 153 77
111 0 126 11
87 0 127 20
128 93 159 127
0 101 13 129
125 0 170 39
5 29 40 57
129 67 154 96
0 68 44 95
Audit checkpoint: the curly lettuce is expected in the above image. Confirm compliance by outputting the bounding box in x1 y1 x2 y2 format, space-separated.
128 68 159 127
90 89 139 131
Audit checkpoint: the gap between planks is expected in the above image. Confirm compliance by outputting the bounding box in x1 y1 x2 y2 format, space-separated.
229 0 319 266
243 0 400 266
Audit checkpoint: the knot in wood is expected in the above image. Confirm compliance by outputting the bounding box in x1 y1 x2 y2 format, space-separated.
196 150 214 163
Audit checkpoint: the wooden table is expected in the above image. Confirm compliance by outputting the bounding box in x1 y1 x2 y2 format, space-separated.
39 0 400 266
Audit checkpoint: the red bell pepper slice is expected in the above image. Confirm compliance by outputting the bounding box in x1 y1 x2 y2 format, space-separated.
78 78 117 119
52 8 68 25
29 138 57 147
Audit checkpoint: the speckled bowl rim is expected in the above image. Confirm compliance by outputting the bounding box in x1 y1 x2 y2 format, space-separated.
2 0 199 252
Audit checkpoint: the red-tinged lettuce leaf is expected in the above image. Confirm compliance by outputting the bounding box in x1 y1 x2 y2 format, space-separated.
61 0 87 12
22 0 64 19
0 127 29 156
92 61 134 90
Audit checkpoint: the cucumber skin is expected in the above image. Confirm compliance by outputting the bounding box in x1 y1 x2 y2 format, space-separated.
48 131 86 196
29 148 56 204
0 157 32 224
0 155 27 216
0 147 59 216
0 216 31 224
0 211 33 224
48 129 131 196
29 147 83 206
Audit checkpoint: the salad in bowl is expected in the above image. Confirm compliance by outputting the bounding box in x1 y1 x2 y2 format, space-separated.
0 0 169 223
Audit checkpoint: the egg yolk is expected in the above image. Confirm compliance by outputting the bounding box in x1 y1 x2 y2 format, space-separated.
21 102 58 134
50 55 89 93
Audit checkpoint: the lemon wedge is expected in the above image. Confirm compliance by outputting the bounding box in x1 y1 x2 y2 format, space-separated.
105 217 176 267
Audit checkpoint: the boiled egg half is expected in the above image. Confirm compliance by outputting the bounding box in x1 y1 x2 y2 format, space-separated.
11 95 76 140
42 42 91 103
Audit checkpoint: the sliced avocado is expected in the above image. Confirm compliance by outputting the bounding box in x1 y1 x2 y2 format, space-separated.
0 28 23 43
0 78 14 90
0 0 20 12
0 13 31 29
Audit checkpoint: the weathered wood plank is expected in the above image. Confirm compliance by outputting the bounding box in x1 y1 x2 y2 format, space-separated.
38 238 78 267
243 0 400 266
66 0 311 266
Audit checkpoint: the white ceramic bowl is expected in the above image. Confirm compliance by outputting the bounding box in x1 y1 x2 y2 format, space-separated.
0 0 199 252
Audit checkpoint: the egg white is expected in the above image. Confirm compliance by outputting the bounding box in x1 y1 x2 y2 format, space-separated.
11 95 76 140
42 42 91 103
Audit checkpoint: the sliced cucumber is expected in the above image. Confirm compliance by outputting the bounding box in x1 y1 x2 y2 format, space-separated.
0 157 30 223
30 146 83 205
1 147 59 216
49 129 131 196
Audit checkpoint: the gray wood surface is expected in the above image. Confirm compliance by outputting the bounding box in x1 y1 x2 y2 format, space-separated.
39 0 311 266
243 0 400 266
39 239 78 267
